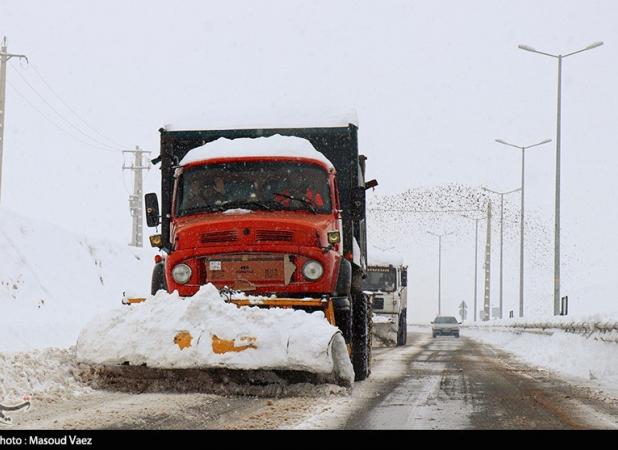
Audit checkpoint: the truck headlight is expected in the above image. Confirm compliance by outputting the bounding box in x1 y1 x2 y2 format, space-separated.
302 260 323 281
327 231 341 244
172 263 192 284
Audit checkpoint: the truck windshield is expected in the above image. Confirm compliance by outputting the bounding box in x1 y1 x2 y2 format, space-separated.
176 161 332 216
364 267 397 292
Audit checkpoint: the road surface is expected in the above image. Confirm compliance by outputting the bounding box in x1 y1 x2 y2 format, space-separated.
346 330 618 429
10 329 617 430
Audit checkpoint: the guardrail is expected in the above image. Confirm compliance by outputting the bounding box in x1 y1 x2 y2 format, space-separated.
463 317 618 344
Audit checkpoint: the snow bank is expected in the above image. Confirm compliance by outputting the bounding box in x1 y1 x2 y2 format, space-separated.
0 207 154 352
76 285 354 384
469 313 618 343
163 105 358 132
179 135 334 168
0 347 88 402
465 313 618 390
465 328 618 390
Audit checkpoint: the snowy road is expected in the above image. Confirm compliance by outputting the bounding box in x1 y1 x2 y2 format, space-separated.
9 329 618 430
346 330 618 429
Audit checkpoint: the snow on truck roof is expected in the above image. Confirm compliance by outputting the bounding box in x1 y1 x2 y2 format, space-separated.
368 248 405 267
179 135 335 168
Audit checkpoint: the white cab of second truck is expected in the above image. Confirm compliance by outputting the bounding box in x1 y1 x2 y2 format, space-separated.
364 259 408 347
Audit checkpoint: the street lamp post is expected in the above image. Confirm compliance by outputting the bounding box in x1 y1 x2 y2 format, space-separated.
427 231 452 316
481 187 521 319
519 41 603 315
495 138 552 317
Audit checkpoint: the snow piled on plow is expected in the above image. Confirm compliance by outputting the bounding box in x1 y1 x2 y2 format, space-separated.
76 285 354 385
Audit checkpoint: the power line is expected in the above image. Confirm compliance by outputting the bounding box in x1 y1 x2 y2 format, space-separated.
25 62 126 149
7 79 122 154
8 63 123 152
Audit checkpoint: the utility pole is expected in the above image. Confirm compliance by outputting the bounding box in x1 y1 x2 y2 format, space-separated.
0 37 28 204
123 146 151 247
482 187 521 319
461 214 486 322
483 200 492 321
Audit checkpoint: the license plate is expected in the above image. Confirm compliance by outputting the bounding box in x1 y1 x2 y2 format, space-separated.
204 255 286 284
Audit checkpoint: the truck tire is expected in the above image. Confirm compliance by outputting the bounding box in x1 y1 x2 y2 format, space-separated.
333 297 352 343
351 270 370 381
151 262 167 296
352 292 370 381
396 309 407 346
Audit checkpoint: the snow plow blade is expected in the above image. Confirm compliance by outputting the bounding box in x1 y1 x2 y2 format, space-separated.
76 285 355 390
372 317 398 347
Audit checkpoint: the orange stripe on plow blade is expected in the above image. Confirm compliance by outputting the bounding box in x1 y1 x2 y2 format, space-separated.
174 331 193 350
212 335 257 354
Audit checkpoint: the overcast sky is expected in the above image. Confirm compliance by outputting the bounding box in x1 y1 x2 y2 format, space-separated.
1 1 616 320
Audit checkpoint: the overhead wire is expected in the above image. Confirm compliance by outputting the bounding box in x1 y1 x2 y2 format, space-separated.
25 62 126 149
8 62 124 152
7 79 124 154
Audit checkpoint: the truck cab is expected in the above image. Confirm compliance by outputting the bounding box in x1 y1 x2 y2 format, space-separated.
364 261 408 346
145 124 377 380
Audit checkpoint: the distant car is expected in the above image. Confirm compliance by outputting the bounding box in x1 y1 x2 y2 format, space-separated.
431 316 460 338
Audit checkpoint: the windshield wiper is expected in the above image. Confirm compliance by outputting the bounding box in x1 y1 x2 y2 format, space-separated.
272 192 317 214
219 200 273 211
178 205 226 216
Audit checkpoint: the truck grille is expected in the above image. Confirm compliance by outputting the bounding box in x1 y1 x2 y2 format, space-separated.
255 230 294 242
200 230 238 244
373 297 384 310
202 253 296 289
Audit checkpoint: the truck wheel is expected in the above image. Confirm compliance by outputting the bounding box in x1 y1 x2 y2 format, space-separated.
151 262 167 296
334 298 352 343
397 309 407 346
352 292 370 381
351 270 370 381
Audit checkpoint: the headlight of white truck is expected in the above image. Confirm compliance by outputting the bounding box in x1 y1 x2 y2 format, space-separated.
172 263 192 284
302 260 324 281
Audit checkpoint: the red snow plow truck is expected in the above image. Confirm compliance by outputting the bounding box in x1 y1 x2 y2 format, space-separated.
140 122 377 382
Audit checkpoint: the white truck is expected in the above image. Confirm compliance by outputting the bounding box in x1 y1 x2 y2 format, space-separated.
364 252 408 347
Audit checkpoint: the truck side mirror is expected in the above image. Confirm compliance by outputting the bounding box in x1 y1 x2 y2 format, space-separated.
401 269 408 287
145 193 160 227
365 179 378 190
352 186 366 221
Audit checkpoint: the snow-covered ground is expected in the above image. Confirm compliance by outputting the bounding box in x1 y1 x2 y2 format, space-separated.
464 315 618 392
0 347 89 403
0 207 154 352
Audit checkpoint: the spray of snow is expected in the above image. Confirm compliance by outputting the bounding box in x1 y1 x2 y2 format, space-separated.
76 285 354 385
